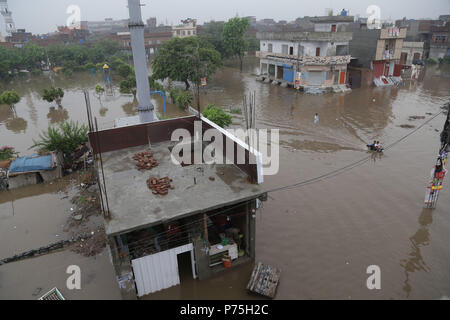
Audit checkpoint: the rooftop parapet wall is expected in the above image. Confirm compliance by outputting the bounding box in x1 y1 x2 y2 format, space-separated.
257 31 353 42
256 51 351 65
309 16 355 23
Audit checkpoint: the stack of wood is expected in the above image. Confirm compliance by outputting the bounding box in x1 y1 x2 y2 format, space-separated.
146 177 174 195
133 151 158 171
247 262 281 299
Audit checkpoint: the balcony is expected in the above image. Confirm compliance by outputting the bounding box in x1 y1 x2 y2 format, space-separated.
256 51 352 66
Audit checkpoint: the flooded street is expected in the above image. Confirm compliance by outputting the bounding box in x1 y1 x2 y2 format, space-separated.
1 57 450 299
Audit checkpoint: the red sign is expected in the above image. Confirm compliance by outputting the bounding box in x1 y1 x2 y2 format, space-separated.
201 78 207 86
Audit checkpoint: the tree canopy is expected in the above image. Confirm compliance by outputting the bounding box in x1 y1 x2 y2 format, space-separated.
202 104 232 128
42 87 65 106
222 17 250 71
199 21 227 58
0 39 122 82
0 90 21 107
152 37 222 90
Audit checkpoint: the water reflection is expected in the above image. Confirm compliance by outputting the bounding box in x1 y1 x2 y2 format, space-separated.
400 209 433 298
122 99 138 116
5 116 27 133
47 107 69 124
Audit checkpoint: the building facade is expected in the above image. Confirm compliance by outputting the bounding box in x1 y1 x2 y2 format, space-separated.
108 26 172 55
349 25 407 87
401 41 425 66
429 23 450 60
88 115 266 299
256 16 353 92
172 18 197 38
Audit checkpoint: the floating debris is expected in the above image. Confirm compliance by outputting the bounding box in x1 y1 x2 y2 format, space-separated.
133 151 158 171
146 177 174 196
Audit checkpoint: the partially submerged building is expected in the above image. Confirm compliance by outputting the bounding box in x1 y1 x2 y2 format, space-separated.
349 24 407 87
3 152 63 190
88 116 266 299
256 15 353 93
429 22 450 61
401 41 425 66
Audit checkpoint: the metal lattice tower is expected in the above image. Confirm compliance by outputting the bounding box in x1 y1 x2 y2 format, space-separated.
0 0 16 36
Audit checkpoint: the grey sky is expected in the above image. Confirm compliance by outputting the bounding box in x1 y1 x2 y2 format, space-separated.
4 0 450 34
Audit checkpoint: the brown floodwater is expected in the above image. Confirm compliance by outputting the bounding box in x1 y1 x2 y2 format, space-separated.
1 58 450 299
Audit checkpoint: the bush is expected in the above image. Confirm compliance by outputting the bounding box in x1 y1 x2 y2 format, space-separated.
43 87 64 106
95 85 105 95
230 108 242 114
117 63 133 78
63 68 73 76
202 104 232 128
439 56 450 64
0 90 21 107
31 69 43 76
426 58 437 65
84 62 96 70
119 75 137 96
149 76 165 93
31 121 88 159
0 146 18 161
175 91 193 110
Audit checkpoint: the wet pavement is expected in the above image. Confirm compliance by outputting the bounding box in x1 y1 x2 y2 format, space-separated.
1 58 450 299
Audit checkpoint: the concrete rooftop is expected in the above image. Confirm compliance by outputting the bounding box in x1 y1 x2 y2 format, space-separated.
100 143 264 236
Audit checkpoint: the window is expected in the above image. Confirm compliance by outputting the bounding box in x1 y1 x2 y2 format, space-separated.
268 43 273 53
289 46 294 55
316 47 320 56
331 24 337 32
282 44 288 54
148 40 152 45
157 40 161 44
336 45 348 56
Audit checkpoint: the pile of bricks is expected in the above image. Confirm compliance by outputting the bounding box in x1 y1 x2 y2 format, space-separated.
146 177 174 195
133 151 158 171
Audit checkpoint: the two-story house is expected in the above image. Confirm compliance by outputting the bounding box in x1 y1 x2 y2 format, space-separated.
348 23 407 87
256 15 353 93
172 18 197 38
429 22 450 60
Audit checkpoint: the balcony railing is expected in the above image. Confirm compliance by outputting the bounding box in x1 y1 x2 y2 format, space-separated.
256 51 351 65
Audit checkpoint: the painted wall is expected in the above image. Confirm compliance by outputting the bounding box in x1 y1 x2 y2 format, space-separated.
260 39 349 57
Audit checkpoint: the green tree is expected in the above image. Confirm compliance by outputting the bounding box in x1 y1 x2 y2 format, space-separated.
202 104 232 128
152 37 222 90
120 75 137 97
42 87 65 107
222 17 250 71
0 90 21 108
117 63 133 78
199 21 227 58
95 85 105 95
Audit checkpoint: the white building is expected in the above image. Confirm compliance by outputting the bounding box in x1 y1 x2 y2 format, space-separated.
401 41 425 66
172 18 197 38
256 15 353 91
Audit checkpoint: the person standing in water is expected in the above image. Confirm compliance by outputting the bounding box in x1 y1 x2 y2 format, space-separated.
314 113 319 124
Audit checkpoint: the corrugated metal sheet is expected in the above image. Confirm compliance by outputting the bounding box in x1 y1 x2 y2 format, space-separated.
132 243 195 297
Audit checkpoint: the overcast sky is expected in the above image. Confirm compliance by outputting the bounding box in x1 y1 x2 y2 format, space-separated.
3 0 450 34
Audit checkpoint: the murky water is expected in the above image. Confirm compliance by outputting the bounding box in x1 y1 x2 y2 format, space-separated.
1 58 450 299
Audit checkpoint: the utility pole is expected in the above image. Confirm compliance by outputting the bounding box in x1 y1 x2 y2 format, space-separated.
127 0 155 123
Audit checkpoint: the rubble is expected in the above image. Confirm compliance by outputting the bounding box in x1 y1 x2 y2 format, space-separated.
133 151 158 171
146 176 174 195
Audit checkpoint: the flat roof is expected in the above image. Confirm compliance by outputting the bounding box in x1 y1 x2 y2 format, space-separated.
101 142 264 236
